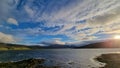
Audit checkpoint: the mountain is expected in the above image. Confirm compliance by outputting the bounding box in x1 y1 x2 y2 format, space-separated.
76 39 120 48
0 39 119 50
0 43 72 50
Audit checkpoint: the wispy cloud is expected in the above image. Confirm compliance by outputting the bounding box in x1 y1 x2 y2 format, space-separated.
0 0 120 44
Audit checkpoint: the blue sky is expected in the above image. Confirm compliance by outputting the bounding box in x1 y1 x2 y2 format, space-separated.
0 0 120 45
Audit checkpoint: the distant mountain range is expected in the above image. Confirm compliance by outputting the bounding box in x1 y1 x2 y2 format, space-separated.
0 43 72 50
75 39 120 48
0 39 120 50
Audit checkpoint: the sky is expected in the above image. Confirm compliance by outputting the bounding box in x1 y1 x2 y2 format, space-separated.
0 0 120 46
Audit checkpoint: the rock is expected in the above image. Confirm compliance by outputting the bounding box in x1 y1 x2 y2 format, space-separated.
68 61 74 65
95 53 120 68
0 58 60 68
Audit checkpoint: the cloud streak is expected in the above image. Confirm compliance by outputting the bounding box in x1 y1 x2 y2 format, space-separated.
0 0 120 44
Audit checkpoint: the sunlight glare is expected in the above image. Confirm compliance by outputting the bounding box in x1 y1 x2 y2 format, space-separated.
114 35 120 39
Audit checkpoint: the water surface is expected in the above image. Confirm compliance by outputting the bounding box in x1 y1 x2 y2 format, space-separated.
0 49 120 68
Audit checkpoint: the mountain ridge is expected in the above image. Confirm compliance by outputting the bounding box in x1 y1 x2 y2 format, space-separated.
0 39 120 50
76 39 120 48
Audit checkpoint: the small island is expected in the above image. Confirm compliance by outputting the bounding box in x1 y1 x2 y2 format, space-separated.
95 53 120 68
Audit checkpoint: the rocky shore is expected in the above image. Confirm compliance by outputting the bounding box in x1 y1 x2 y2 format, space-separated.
95 53 120 68
0 58 60 68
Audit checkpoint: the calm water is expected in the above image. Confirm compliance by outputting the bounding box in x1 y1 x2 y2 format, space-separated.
0 49 120 68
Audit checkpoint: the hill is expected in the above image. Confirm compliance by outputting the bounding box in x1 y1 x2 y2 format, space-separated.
0 43 71 50
0 43 31 50
1 39 120 50
76 39 120 48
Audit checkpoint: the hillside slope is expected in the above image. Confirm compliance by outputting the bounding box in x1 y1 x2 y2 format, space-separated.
78 39 120 48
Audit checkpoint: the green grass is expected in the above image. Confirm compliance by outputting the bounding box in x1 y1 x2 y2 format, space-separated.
0 43 31 50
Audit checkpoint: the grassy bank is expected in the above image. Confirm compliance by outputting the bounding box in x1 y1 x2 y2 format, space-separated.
0 43 31 50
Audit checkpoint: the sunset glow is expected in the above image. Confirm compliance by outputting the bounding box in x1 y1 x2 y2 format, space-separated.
114 35 120 39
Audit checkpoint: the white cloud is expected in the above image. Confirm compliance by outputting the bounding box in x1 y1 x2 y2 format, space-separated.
35 0 120 41
1 0 120 43
0 0 15 23
7 18 18 25
41 38 65 45
87 8 120 26
52 38 65 45
24 6 34 18
26 0 120 41
0 32 16 43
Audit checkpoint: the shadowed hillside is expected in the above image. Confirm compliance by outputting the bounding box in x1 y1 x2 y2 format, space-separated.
0 43 71 50
1 39 120 50
76 39 120 48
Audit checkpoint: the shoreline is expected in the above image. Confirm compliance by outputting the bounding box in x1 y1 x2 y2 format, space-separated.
1 49 120 68
94 53 120 68
0 58 60 68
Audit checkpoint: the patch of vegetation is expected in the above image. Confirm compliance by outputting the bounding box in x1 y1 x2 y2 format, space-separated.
0 43 31 50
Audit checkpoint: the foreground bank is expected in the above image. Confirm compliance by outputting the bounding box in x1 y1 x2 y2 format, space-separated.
95 53 120 68
0 58 60 68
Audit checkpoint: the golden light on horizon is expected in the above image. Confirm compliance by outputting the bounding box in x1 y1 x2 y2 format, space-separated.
114 35 120 39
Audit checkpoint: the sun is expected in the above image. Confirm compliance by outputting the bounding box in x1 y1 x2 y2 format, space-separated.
114 35 120 39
